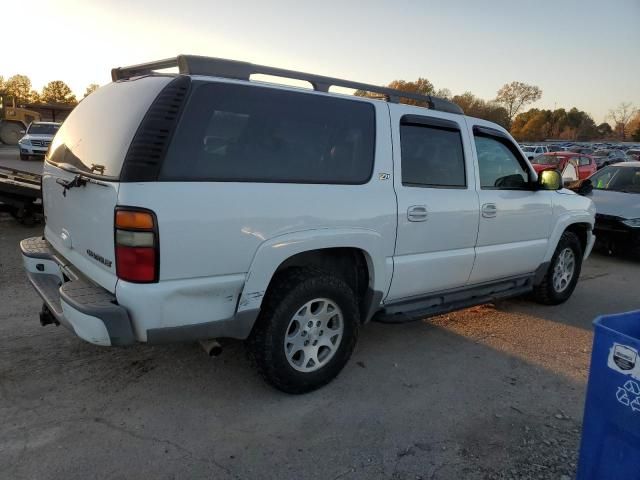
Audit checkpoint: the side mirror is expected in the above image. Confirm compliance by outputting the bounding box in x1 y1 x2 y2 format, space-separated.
538 169 562 190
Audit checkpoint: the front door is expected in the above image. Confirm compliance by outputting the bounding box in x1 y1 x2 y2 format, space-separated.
387 109 479 302
467 123 554 284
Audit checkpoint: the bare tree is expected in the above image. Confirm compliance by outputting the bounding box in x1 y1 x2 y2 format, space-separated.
608 102 637 140
495 81 542 126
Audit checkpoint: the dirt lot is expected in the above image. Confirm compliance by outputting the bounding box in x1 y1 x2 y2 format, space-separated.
1 190 639 479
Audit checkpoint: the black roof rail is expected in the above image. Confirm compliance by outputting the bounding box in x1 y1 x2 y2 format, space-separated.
111 54 464 115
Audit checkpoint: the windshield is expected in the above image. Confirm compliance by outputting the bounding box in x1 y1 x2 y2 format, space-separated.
531 155 559 165
27 123 60 135
590 166 640 193
521 146 534 152
593 151 608 157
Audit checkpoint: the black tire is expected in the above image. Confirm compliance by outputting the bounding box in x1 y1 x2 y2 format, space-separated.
247 267 359 394
533 231 583 305
20 153 29 161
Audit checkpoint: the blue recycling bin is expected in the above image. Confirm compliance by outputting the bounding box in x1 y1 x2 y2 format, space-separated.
578 310 640 479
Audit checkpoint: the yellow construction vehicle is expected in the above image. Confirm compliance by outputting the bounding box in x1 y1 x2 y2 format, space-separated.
0 93 73 145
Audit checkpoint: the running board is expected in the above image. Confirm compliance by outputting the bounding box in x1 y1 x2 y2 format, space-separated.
374 275 534 324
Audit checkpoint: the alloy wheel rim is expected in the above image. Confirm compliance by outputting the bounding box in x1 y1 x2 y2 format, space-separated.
283 298 344 373
552 247 576 293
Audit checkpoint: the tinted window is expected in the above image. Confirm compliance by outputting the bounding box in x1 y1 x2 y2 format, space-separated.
590 166 640 192
475 136 529 189
400 124 466 188
161 83 375 184
47 76 172 178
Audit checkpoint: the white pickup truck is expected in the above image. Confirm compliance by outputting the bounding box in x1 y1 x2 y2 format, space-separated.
21 55 596 393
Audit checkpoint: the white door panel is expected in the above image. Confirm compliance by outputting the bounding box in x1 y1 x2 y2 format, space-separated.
389 247 476 299
470 239 548 284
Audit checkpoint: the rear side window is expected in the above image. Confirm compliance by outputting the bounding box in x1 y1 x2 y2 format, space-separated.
161 83 375 184
400 123 466 188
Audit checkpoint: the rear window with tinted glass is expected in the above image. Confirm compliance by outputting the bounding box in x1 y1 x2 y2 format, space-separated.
160 83 376 184
47 76 173 178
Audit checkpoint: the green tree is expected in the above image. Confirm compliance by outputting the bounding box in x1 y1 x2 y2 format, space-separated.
4 74 33 103
83 83 100 98
355 77 435 106
596 122 613 138
495 81 542 126
41 80 77 104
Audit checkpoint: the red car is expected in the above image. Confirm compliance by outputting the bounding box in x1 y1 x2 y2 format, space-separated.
530 152 597 180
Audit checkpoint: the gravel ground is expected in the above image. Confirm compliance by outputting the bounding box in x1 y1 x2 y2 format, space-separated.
1 211 638 480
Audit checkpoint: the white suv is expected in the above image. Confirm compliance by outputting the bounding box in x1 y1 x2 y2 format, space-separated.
21 55 596 393
18 121 61 160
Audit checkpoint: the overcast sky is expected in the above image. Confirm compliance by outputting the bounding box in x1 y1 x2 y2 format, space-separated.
4 0 639 123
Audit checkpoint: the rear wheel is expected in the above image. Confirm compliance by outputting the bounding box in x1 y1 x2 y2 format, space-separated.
248 268 359 394
533 231 583 305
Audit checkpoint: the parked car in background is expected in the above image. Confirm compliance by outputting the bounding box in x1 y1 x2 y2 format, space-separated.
569 146 594 155
521 144 549 160
593 149 628 169
627 149 640 161
20 54 596 393
17 122 62 160
586 162 640 256
530 152 597 181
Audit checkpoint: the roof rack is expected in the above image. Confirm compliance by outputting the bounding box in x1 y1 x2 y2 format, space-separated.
111 55 464 115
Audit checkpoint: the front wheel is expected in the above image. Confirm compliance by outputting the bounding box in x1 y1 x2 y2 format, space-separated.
533 231 583 305
247 268 359 394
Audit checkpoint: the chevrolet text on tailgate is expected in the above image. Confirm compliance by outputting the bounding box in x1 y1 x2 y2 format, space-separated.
21 55 596 393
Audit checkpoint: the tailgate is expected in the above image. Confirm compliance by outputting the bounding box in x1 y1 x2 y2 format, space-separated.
43 165 119 292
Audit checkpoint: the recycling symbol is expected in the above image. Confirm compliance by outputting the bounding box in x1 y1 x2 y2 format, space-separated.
617 380 640 412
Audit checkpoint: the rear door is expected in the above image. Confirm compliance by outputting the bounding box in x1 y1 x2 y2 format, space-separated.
387 108 479 301
42 76 173 292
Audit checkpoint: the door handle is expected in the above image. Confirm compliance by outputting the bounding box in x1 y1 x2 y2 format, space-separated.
407 205 428 222
481 203 497 218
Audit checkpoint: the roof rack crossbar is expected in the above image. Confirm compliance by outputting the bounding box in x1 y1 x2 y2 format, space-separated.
111 55 464 115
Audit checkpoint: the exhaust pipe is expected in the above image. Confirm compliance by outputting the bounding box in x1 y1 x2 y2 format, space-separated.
199 339 223 357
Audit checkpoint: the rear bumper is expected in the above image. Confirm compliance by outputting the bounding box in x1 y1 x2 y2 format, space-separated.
21 236 258 345
21 237 135 346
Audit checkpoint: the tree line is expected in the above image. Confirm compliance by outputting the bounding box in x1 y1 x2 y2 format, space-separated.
2 72 638 141
356 79 640 142
0 74 100 105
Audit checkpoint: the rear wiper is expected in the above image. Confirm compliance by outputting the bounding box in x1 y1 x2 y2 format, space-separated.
56 174 108 196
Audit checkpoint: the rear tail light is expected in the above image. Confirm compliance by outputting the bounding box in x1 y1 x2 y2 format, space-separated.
114 207 158 283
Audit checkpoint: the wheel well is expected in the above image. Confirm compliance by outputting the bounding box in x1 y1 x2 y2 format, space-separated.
565 223 590 254
273 248 372 321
